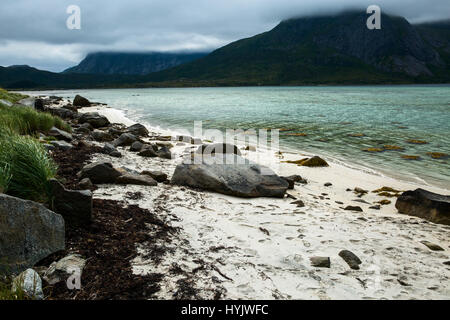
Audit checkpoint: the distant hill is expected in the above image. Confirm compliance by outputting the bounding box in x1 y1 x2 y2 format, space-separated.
1 11 449 89
64 52 208 75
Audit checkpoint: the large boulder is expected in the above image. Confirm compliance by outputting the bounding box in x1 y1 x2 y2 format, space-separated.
49 179 92 227
171 154 289 198
79 112 110 128
73 95 90 107
157 146 173 159
395 188 450 225
125 123 149 137
196 143 242 156
78 161 122 184
48 127 72 142
112 133 137 147
138 145 158 157
0 194 65 275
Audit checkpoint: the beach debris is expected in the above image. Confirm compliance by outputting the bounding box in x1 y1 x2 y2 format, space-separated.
396 189 450 225
377 199 392 205
78 161 122 184
141 170 168 183
352 199 370 204
324 182 332 187
49 179 92 227
420 241 444 251
43 254 86 285
401 155 421 160
12 269 44 300
73 94 91 107
344 205 363 212
338 250 362 270
335 201 344 205
310 256 331 268
112 133 138 147
291 200 305 208
363 147 384 153
116 174 158 186
79 112 110 128
397 276 411 287
259 227 270 236
171 154 289 198
0 194 65 275
426 152 448 159
383 145 405 151
125 123 149 137
406 139 428 144
196 143 242 156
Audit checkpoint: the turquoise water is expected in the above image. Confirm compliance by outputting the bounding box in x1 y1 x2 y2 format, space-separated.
30 86 450 189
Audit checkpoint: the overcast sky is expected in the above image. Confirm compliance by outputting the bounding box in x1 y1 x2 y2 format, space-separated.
0 0 448 72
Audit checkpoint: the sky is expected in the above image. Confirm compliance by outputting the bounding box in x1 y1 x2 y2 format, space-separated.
0 0 449 72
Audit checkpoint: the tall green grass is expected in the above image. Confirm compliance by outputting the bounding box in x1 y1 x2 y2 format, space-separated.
0 128 57 202
0 88 27 104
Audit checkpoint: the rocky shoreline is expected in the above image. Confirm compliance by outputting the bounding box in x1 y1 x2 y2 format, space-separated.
1 93 449 300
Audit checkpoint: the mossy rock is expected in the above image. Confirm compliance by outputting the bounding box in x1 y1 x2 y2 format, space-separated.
401 155 421 160
376 199 391 205
282 158 309 165
383 145 404 151
406 139 428 145
426 152 448 159
377 192 399 198
372 186 401 193
363 148 384 153
348 133 365 137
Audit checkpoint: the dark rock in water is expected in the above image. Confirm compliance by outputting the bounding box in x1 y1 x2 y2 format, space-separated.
344 205 363 212
395 188 450 225
116 174 157 186
420 240 444 251
34 98 45 111
0 194 65 275
102 143 119 155
157 146 173 159
78 161 122 184
112 133 137 147
291 200 305 207
138 146 158 157
130 141 144 152
339 250 362 270
73 95 90 107
48 127 72 142
171 154 289 198
79 178 93 189
79 112 110 128
91 129 113 142
125 123 149 137
196 143 241 156
49 179 92 227
141 170 168 183
310 256 331 268
50 140 73 151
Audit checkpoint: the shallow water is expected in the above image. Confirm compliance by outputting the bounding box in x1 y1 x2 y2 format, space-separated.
28 85 450 189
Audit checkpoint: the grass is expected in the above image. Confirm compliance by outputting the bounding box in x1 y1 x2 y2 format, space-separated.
0 278 27 300
0 128 57 203
0 88 27 104
0 163 11 194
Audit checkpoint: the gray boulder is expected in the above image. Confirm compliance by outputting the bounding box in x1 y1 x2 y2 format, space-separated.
141 170 168 182
49 179 92 227
49 140 73 151
138 146 158 157
79 112 110 128
49 108 76 120
73 95 90 107
112 133 137 147
79 178 93 189
157 146 173 159
12 269 44 300
0 194 65 275
48 127 72 142
116 174 157 186
339 250 362 270
91 129 113 142
125 123 149 137
171 154 289 198
78 161 122 184
395 188 450 225
130 141 144 152
196 143 242 156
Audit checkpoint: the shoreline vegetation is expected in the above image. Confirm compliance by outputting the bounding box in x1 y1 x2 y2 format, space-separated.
0 88 449 300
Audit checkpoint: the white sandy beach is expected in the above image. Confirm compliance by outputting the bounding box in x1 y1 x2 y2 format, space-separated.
73 104 450 300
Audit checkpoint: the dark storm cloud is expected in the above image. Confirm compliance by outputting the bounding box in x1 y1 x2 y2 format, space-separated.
0 0 449 71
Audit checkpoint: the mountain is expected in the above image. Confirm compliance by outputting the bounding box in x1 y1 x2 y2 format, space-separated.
141 11 450 85
64 52 208 75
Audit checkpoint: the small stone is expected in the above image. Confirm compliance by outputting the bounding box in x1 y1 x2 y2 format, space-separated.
141 170 168 182
369 204 381 210
115 174 157 186
421 241 444 251
344 206 363 212
79 178 93 189
339 250 362 270
48 127 72 142
324 182 332 187
291 200 305 208
310 256 330 268
12 269 44 300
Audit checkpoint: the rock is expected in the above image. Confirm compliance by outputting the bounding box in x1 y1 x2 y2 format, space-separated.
0 194 65 275
130 141 144 152
443 261 450 266
43 143 55 151
49 140 73 151
73 95 91 107
324 182 333 187
141 170 168 182
79 178 93 189
354 187 368 195
369 204 381 210
91 129 113 142
34 98 45 111
49 179 92 227
43 254 86 285
48 127 72 142
125 123 149 137
138 146 158 157
339 250 362 270
291 200 305 207
49 107 76 120
300 156 329 167
420 241 444 251
344 206 363 212
79 112 110 128
157 146 173 159
62 104 77 112
102 142 118 155
281 177 295 189
285 174 308 185
171 154 289 198
110 151 122 158
112 133 137 147
115 174 157 186
78 161 122 184
310 256 331 268
12 269 44 299
395 189 450 225
155 141 174 149
177 135 202 144
196 143 242 156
